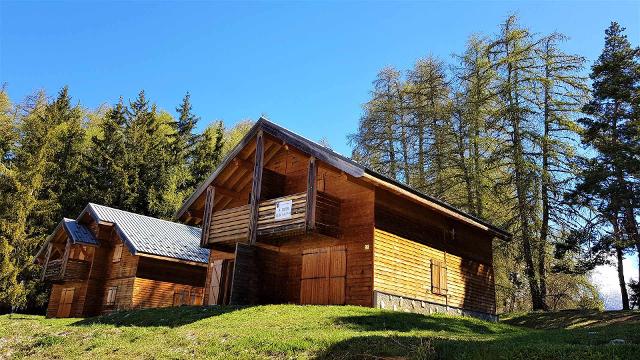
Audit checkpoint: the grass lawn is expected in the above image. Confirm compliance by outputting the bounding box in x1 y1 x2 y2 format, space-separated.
0 305 638 359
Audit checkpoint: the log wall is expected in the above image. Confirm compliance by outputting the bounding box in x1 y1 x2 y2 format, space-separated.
373 229 496 315
132 278 204 308
46 281 88 318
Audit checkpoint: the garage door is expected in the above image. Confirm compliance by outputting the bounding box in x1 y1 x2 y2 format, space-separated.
300 245 346 305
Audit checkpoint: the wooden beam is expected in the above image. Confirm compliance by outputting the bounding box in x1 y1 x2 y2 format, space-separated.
200 186 215 248
231 142 282 200
215 185 243 200
306 157 317 231
248 131 264 245
233 157 253 171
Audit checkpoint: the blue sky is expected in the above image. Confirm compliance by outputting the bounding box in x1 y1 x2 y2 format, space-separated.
1 1 638 155
1 1 639 309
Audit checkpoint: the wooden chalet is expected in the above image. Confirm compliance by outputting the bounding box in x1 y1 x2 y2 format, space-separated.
35 203 209 318
177 118 511 320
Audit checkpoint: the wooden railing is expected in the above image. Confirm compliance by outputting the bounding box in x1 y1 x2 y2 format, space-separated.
43 258 90 282
207 191 341 245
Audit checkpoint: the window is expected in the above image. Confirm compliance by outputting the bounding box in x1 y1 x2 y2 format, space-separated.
112 244 123 262
105 286 118 305
431 260 448 296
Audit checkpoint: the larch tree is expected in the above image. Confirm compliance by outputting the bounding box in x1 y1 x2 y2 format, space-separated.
405 56 452 196
351 67 405 180
534 32 588 305
490 15 548 310
451 35 500 217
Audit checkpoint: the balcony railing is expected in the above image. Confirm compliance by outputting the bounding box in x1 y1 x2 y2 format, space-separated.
206 191 340 245
43 258 91 282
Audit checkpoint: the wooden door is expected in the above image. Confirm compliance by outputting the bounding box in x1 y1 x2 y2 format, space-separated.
300 245 346 305
57 288 75 318
208 259 234 305
221 260 234 305
208 260 224 305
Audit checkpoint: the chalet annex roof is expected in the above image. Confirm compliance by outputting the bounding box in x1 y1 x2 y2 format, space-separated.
82 203 209 264
62 218 99 246
176 117 511 240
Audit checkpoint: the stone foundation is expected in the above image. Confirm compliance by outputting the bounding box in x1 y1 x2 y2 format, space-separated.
373 291 498 322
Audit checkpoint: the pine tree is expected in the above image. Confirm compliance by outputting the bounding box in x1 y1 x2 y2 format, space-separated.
190 121 224 187
173 92 199 164
567 22 640 309
44 87 88 219
0 88 26 312
89 98 128 208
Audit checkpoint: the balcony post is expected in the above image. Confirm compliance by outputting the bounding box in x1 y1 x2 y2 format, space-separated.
60 240 71 279
200 186 215 247
306 157 317 231
41 243 53 281
248 130 264 245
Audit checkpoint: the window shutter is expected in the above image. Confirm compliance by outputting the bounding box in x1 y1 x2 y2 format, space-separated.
440 265 448 295
431 260 441 294
106 286 117 305
113 244 123 262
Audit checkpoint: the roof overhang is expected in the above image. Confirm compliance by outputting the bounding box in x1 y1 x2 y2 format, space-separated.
33 218 99 263
137 252 208 267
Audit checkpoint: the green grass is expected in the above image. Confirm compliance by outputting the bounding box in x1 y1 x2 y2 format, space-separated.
0 305 638 359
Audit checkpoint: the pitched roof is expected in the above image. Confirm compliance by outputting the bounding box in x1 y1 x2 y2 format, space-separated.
83 203 208 264
62 218 98 246
176 118 511 240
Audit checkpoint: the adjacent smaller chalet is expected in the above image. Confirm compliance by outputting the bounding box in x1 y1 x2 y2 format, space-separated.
35 203 209 318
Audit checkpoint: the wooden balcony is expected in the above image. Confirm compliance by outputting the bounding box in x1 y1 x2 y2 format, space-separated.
206 191 340 246
42 259 91 282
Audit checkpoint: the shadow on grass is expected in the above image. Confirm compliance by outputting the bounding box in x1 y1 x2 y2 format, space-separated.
72 305 246 328
503 310 640 330
334 311 503 334
314 332 640 360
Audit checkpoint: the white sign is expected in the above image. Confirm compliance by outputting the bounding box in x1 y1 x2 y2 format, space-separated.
274 200 293 220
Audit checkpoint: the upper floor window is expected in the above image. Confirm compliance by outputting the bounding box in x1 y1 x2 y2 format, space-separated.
112 244 123 263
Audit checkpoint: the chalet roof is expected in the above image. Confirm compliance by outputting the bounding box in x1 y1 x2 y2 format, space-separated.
176 117 511 240
83 203 208 264
62 218 99 246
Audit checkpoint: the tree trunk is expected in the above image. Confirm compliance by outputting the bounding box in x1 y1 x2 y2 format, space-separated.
616 246 630 310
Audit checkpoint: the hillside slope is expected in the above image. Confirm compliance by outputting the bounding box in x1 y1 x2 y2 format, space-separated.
1 305 638 359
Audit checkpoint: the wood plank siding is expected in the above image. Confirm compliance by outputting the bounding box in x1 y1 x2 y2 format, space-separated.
373 229 496 314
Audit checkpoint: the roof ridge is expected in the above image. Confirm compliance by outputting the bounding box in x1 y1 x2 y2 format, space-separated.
258 117 353 162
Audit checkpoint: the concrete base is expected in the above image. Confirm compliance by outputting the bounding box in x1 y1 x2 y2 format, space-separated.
373 291 498 322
